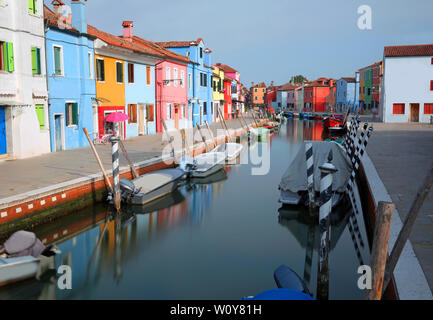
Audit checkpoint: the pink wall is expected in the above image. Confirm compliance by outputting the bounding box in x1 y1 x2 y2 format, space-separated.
155 60 188 132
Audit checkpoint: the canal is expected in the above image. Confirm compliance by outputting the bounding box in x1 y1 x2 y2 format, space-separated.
1 120 370 300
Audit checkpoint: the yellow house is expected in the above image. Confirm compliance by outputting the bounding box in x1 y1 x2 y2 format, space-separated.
212 66 224 121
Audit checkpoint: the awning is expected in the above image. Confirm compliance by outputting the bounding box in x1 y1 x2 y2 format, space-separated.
0 88 17 96
32 90 48 98
0 100 32 107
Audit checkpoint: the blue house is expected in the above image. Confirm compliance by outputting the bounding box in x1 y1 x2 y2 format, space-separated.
335 77 360 113
44 1 96 152
156 38 214 126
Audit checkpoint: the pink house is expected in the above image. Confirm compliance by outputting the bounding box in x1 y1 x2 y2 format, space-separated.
155 60 189 132
287 85 302 110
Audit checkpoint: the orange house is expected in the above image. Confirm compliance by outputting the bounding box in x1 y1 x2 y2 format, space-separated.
251 82 266 106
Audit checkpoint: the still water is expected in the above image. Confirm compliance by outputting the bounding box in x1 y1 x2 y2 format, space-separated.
2 120 370 300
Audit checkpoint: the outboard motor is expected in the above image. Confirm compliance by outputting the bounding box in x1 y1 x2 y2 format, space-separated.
178 155 197 177
119 178 141 203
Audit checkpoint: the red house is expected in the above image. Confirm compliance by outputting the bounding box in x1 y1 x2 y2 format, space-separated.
223 76 233 120
304 78 334 113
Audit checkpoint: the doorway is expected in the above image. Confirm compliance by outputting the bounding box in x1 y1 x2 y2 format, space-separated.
174 104 179 129
410 103 419 122
138 104 145 135
0 106 6 155
54 114 64 152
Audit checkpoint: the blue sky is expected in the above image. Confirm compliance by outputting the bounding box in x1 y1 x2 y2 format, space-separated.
62 0 433 86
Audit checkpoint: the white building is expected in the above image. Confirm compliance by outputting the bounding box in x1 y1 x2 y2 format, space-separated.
381 44 433 123
0 0 50 159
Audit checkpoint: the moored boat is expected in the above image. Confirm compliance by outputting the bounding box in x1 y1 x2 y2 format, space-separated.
0 256 40 287
211 142 243 161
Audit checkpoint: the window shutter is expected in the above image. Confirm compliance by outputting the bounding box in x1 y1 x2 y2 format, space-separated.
65 104 69 125
72 103 78 125
430 80 433 91
54 47 61 75
28 0 34 13
31 47 38 74
34 0 38 14
6 42 14 72
35 105 44 129
146 66 151 85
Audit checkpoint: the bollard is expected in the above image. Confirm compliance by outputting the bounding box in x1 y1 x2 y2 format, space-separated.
343 115 357 153
111 135 121 213
316 150 338 300
305 143 315 209
347 219 365 266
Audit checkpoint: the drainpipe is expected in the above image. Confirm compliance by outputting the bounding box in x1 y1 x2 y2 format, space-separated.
155 60 164 133
44 23 53 152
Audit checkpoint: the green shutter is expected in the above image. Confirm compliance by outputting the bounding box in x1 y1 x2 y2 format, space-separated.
34 0 38 14
6 42 14 72
65 103 69 125
54 47 61 75
35 105 44 130
28 0 34 13
31 47 38 74
72 103 78 125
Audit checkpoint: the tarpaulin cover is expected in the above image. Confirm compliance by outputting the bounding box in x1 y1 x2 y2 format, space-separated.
3 231 46 258
279 141 352 193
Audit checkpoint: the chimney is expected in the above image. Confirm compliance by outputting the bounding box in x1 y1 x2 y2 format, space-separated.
52 0 64 17
122 21 134 41
71 0 87 33
251 81 254 87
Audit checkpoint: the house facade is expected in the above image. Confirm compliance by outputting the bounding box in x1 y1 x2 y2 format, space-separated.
304 78 334 113
251 82 266 108
359 61 382 114
0 0 50 159
215 63 241 116
381 44 433 123
223 75 233 120
157 39 213 127
212 66 224 122
44 1 97 152
335 77 359 113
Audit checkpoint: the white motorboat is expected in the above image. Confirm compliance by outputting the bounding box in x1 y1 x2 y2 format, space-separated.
119 168 185 205
211 143 243 161
180 152 226 178
0 256 40 287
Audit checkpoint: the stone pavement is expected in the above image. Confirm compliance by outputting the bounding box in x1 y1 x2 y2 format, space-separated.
365 118 433 293
0 116 256 200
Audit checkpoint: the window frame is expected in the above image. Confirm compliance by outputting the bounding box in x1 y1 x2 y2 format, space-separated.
28 0 38 15
424 103 433 114
166 67 171 86
146 65 151 86
52 44 64 76
173 68 178 87
128 104 138 123
96 58 105 82
116 61 124 84
180 70 185 88
65 101 79 127
31 46 41 75
127 62 134 84
392 103 405 115
88 52 94 79
166 103 172 120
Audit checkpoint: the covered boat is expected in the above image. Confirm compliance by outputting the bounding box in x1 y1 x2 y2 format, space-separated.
278 141 352 207
211 142 243 161
119 168 185 205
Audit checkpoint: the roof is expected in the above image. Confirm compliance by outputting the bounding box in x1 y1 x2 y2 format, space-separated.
132 36 191 63
215 63 238 74
252 82 266 88
156 38 204 48
359 61 382 71
384 44 433 57
44 5 79 33
224 74 236 82
341 77 355 83
278 82 301 91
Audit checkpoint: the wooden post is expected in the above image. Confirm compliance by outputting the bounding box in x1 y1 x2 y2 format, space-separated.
83 127 113 193
205 120 217 148
118 140 138 179
180 129 190 156
239 112 250 132
382 162 433 293
218 107 230 143
250 111 259 127
196 123 209 152
367 201 394 300
161 119 175 158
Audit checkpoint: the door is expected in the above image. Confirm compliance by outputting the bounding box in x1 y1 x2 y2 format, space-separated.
0 107 6 155
54 115 63 152
138 104 145 135
410 104 419 122
199 104 203 125
146 104 154 134
174 104 179 129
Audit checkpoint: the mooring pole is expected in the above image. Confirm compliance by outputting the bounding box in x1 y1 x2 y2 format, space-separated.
239 112 250 132
305 142 316 209
204 120 217 148
83 127 113 193
118 140 138 179
382 162 433 293
316 150 337 300
196 123 209 152
251 111 260 127
367 201 394 300
161 119 175 159
218 107 231 143
111 132 121 213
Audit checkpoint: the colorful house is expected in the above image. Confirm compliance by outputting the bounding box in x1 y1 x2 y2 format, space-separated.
212 65 225 122
251 82 266 108
335 76 359 113
304 78 334 113
156 39 213 126
381 44 433 123
214 63 242 116
223 75 233 120
359 61 382 114
0 0 50 159
44 1 97 152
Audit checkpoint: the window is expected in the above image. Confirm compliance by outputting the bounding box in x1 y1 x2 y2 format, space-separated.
203 102 207 115
88 53 93 79
430 80 433 91
128 104 137 123
0 41 15 72
367 88 371 96
128 63 134 83
200 47 203 58
424 104 433 114
166 103 172 119
188 73 192 89
255 88 257 92
28 0 37 14
116 61 123 83
96 58 105 81
53 45 63 75
210 102 213 116
31 47 41 75
35 104 44 130
392 103 405 115
431 58 433 65
174 68 178 87
181 104 186 117
255 96 258 100
166 67 170 86
181 70 185 88
146 66 151 85
65 102 78 126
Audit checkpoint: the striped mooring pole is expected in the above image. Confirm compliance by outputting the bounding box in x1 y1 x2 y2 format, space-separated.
316 150 338 300
305 143 316 209
111 133 121 213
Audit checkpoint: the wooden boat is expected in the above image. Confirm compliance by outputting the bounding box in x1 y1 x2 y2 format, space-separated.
191 152 226 178
128 189 186 214
0 256 40 287
190 167 227 184
119 168 185 205
211 142 243 161
323 116 343 128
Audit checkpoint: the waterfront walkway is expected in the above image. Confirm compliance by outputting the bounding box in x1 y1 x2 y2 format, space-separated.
0 116 255 200
365 118 433 293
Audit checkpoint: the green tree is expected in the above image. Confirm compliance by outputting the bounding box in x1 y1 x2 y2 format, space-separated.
290 75 308 84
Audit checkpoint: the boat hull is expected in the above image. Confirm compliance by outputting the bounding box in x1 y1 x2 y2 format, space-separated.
0 256 40 287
